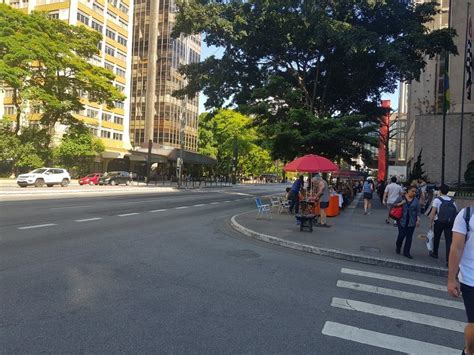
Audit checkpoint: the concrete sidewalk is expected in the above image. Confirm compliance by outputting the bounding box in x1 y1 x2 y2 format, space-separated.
231 193 450 276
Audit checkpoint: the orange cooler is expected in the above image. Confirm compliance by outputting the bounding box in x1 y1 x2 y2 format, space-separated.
327 195 340 217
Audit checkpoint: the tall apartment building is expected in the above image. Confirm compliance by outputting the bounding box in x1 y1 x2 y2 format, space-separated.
4 0 134 171
402 0 474 184
129 0 207 176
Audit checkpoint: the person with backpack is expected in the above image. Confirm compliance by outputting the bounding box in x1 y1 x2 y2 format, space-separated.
448 205 474 355
428 184 457 264
362 178 375 215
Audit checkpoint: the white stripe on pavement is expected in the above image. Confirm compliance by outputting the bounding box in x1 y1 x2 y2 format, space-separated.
175 206 189 209
193 204 205 207
321 321 459 355
75 217 103 223
150 209 166 213
331 297 465 333
18 223 57 230
337 280 464 310
118 213 140 217
341 268 445 291
210 202 220 204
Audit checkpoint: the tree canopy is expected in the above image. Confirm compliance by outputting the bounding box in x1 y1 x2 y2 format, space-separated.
198 109 277 177
0 4 124 134
173 0 457 163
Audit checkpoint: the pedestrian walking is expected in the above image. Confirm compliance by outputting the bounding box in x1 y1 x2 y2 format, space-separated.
383 176 403 225
393 185 420 259
448 205 474 355
377 180 386 205
288 175 304 214
313 174 331 227
363 178 374 215
428 184 457 265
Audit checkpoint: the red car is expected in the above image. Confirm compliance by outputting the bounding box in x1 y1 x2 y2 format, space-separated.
79 173 103 185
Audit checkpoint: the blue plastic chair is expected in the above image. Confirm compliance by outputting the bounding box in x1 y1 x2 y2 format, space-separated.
255 198 272 219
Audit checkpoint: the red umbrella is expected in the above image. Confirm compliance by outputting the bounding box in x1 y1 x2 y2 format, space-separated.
283 154 339 173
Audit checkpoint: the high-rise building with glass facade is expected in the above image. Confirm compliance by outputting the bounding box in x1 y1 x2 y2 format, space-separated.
130 0 200 152
3 0 134 170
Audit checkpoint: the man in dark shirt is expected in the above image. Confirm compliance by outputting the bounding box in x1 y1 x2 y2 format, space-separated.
289 175 304 214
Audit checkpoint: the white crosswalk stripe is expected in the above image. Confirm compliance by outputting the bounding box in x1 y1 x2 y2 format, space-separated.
321 267 465 353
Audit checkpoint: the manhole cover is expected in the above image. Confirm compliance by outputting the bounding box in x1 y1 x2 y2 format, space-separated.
360 246 381 253
226 250 261 259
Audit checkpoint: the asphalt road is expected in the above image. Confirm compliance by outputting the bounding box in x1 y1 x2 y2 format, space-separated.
0 185 464 354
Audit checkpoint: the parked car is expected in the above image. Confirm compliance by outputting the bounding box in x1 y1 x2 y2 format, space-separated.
99 171 132 185
17 168 71 188
79 173 103 185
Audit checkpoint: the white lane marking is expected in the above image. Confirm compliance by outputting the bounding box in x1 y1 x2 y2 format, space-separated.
118 213 140 217
223 200 232 203
150 209 166 213
341 268 445 291
175 206 189 210
50 205 93 210
337 280 464 310
193 204 205 207
75 217 103 223
18 223 57 230
321 321 459 355
331 297 465 333
210 202 220 205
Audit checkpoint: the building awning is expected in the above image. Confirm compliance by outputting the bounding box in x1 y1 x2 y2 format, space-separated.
168 149 217 165
129 147 216 166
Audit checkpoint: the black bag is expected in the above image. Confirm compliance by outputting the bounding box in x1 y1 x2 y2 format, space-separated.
437 198 457 224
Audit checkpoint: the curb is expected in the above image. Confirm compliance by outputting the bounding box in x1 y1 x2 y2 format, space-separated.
230 212 448 277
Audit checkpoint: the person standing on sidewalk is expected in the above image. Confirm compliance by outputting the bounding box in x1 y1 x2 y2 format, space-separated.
428 184 457 264
288 175 304 214
363 178 375 215
313 174 331 227
377 180 386 205
448 206 474 355
383 176 403 225
393 185 420 259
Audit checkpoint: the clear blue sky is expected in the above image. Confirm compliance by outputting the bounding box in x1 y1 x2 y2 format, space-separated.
198 43 400 113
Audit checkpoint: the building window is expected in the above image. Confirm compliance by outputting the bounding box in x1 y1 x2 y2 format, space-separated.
119 3 128 14
91 20 103 33
119 19 127 29
117 35 127 46
114 115 123 125
104 61 114 71
86 108 99 119
107 0 117 7
4 106 16 115
113 132 123 140
49 12 59 19
77 11 89 25
102 112 112 121
106 28 116 41
105 45 115 56
115 67 126 78
92 2 104 13
4 89 14 97
107 10 117 20
116 51 126 62
114 84 125 93
114 101 124 109
89 127 98 136
101 130 111 138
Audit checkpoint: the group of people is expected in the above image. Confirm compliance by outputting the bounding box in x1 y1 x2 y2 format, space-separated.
286 174 331 228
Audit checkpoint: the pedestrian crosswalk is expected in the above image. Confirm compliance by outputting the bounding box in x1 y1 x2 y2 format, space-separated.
321 267 465 354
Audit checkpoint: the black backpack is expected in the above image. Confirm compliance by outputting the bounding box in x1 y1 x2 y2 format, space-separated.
436 197 457 224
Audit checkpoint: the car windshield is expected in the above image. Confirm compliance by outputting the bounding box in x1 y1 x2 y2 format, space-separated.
30 169 47 174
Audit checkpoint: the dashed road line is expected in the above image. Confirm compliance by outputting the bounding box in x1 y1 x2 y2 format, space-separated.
18 223 57 230
193 204 205 207
175 206 189 209
210 202 220 205
118 213 140 217
75 217 103 223
150 209 167 213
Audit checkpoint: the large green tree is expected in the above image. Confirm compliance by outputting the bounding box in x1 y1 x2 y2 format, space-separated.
173 0 456 162
0 4 124 135
53 126 105 177
198 110 276 177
